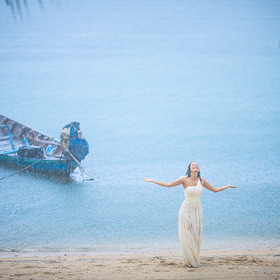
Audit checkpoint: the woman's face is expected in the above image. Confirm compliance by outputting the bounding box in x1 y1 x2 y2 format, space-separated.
190 162 200 173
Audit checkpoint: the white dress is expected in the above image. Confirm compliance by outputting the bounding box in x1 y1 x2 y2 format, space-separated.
178 179 203 267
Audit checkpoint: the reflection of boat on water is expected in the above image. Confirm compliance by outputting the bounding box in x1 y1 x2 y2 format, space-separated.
0 114 89 178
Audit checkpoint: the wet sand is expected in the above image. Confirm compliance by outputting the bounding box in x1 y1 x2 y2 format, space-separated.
0 249 279 279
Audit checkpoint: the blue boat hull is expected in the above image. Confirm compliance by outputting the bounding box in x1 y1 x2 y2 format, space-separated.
0 154 78 177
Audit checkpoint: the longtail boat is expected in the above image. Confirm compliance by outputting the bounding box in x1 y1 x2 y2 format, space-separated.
0 114 89 178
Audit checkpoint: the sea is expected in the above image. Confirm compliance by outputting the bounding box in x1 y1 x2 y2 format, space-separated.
0 0 279 254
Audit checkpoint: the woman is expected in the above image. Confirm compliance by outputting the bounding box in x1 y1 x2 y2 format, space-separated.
143 162 237 267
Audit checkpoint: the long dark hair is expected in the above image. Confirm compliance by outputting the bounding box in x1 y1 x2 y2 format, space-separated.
185 162 202 182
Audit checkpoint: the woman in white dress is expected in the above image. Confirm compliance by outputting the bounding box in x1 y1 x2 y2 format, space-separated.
143 162 237 267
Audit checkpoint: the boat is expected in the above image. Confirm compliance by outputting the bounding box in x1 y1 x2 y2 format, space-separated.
0 114 89 178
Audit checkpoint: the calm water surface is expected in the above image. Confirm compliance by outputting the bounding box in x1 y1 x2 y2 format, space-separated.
0 0 279 253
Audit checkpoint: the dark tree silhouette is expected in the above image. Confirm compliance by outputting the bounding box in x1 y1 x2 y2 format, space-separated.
5 0 44 21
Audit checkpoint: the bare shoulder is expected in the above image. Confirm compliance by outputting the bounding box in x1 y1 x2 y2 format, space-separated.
178 176 188 186
201 177 208 186
179 175 187 182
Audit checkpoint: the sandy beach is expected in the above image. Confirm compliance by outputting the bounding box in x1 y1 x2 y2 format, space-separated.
0 249 279 280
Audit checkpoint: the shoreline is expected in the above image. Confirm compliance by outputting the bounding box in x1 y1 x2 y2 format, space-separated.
1 237 279 257
1 240 279 258
0 249 279 280
0 247 279 259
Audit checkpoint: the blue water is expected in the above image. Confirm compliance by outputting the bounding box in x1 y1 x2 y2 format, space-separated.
0 0 279 253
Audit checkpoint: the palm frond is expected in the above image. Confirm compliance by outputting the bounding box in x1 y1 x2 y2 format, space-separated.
5 0 44 21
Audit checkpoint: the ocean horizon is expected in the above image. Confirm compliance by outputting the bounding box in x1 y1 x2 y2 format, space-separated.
0 0 279 254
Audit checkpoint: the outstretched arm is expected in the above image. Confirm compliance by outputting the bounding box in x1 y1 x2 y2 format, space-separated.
202 178 237 193
143 177 183 188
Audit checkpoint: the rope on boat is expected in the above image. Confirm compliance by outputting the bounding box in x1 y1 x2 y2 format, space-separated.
0 158 44 181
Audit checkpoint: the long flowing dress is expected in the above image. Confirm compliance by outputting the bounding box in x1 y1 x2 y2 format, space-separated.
178 179 203 267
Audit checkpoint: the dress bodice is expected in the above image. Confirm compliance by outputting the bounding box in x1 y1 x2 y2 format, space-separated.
184 180 203 202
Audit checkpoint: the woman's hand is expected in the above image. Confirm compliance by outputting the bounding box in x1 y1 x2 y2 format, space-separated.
227 185 237 189
143 178 154 183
